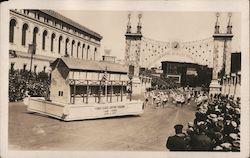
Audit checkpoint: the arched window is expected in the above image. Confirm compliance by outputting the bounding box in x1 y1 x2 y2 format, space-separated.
86 45 90 60
42 30 48 50
77 42 80 58
9 19 17 43
51 33 56 52
71 40 75 56
21 23 28 46
82 44 85 59
65 38 69 55
58 36 63 54
24 10 29 15
32 27 39 44
94 47 97 60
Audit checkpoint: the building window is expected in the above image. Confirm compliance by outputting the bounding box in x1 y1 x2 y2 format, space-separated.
58 36 63 54
23 64 27 71
82 44 85 59
21 23 29 46
34 65 37 73
32 27 39 44
42 30 48 50
44 17 48 23
65 38 69 56
77 42 80 58
86 45 90 60
9 19 17 43
59 91 64 96
94 47 97 60
51 33 56 52
71 40 75 56
24 10 29 15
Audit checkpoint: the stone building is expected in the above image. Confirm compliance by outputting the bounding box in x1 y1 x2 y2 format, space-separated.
9 9 102 73
221 52 241 99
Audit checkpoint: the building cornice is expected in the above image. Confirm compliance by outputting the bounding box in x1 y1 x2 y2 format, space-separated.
10 10 101 46
40 10 102 40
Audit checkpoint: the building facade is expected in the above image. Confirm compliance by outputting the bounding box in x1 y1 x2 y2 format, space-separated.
9 9 102 73
221 52 241 99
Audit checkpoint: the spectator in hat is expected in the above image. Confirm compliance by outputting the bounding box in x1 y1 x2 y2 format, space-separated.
189 124 212 151
166 124 188 151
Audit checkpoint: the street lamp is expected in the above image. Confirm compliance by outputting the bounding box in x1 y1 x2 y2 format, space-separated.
28 42 36 73
128 74 133 101
26 42 36 96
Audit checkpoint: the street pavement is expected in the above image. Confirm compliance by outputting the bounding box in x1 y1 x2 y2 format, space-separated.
9 100 196 151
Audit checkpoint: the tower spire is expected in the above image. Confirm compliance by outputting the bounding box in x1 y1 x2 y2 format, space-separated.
214 12 220 34
227 12 232 34
126 13 132 33
137 13 142 34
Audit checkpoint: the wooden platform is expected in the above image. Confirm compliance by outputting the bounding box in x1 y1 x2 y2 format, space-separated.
24 97 144 121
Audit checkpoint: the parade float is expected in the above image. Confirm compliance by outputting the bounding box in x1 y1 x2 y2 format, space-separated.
24 57 144 121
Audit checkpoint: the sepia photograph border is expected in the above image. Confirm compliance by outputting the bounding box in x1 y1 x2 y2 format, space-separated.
0 0 249 158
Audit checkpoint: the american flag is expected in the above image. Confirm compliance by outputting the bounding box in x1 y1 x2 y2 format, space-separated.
28 44 36 54
102 66 108 81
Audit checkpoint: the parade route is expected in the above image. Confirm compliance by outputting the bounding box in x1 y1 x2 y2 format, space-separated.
9 100 196 151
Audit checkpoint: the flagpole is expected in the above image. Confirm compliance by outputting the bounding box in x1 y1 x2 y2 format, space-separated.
105 66 108 103
29 42 36 73
27 43 36 95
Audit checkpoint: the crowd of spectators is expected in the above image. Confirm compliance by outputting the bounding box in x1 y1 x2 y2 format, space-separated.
166 94 240 151
9 69 50 102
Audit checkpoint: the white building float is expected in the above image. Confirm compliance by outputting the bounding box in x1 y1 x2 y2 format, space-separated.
24 57 144 121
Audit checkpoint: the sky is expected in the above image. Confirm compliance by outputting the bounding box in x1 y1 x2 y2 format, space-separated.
57 11 241 60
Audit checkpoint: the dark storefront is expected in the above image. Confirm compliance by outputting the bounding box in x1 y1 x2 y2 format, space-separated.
161 61 212 87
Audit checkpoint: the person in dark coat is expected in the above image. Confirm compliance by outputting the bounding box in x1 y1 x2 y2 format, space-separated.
166 124 188 151
189 124 212 151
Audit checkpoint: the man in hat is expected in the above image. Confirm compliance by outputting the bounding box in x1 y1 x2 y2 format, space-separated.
166 124 188 151
189 124 212 151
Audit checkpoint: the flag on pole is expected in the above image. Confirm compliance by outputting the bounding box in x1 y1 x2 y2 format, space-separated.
28 44 35 54
102 66 108 81
101 66 108 103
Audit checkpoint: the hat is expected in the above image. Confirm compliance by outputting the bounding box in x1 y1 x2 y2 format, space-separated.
217 117 224 121
221 143 232 149
225 114 232 120
235 108 240 115
229 133 238 140
208 114 217 120
174 124 183 130
215 132 223 139
197 121 205 126
214 146 223 151
231 121 237 128
215 108 221 113
209 102 215 106
232 140 240 148
188 122 194 127
226 104 232 109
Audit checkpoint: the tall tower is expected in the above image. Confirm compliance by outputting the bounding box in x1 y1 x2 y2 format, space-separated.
124 13 143 96
124 13 143 77
209 13 233 95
